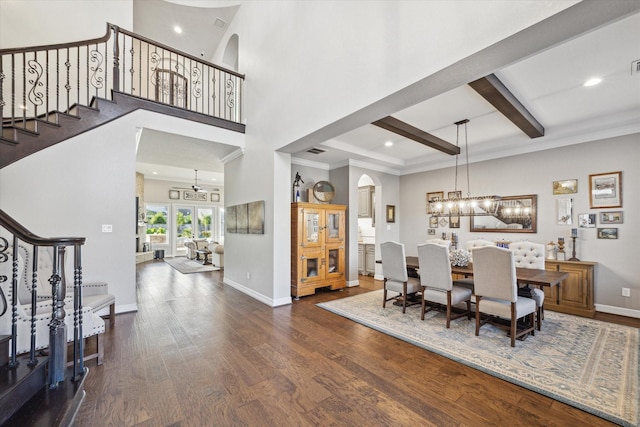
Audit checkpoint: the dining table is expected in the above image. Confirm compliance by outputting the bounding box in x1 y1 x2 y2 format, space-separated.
404 256 568 304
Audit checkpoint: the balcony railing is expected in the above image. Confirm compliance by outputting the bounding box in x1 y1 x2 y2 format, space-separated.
1 23 244 130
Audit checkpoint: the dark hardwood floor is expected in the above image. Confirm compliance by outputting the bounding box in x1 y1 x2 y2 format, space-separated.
74 260 637 426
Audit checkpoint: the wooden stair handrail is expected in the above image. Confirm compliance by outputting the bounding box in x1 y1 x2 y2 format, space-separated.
0 24 112 55
114 24 245 79
0 209 85 247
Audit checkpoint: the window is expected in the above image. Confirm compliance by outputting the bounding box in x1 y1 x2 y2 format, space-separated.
146 204 168 244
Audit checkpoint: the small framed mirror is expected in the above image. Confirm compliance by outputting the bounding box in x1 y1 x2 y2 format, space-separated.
470 195 537 233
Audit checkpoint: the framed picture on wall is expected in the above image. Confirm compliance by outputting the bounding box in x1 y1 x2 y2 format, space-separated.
599 211 623 224
553 179 578 194
427 191 444 214
169 190 180 200
589 171 622 208
578 213 596 228
211 193 221 202
386 205 396 223
597 228 618 239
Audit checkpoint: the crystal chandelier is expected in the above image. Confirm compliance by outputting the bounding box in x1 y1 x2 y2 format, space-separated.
429 119 499 217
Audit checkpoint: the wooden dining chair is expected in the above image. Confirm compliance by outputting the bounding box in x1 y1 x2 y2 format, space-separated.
380 241 421 313
472 246 536 347
511 241 546 330
417 243 472 327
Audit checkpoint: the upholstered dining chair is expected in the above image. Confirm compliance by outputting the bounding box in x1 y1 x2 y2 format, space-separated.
380 241 421 313
417 243 472 327
425 238 451 249
511 241 546 330
472 246 536 347
454 239 497 291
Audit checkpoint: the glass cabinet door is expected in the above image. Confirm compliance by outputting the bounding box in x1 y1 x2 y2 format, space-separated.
325 245 344 278
325 210 344 243
300 247 324 284
303 210 322 246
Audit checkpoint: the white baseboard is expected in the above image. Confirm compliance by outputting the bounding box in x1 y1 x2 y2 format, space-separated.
223 277 292 307
374 274 384 281
347 279 359 287
99 303 138 316
595 304 640 319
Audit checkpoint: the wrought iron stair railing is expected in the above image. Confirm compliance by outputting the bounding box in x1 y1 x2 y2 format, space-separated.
0 208 86 388
1 22 244 142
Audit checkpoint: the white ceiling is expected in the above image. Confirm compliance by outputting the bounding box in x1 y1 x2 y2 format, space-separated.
133 2 640 184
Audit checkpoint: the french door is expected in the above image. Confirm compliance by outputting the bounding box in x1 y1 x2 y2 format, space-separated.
173 205 216 256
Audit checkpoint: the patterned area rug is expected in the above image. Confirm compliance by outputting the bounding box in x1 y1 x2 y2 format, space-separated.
163 257 220 274
317 290 639 426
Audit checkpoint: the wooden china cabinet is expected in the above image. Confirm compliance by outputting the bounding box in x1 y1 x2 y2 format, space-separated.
291 202 346 298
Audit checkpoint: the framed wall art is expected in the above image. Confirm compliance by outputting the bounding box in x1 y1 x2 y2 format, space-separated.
248 200 265 234
169 189 180 200
597 228 618 239
578 213 596 228
426 191 444 214
386 205 396 223
553 179 578 194
589 171 622 208
556 198 573 225
599 211 623 224
211 193 221 202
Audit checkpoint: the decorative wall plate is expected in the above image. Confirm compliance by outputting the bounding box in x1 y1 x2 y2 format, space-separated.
313 181 336 203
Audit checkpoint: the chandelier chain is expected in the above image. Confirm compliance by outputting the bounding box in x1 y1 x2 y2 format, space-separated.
464 121 471 199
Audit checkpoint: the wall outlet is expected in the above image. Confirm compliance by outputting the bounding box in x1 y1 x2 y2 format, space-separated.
622 288 631 297
101 224 113 233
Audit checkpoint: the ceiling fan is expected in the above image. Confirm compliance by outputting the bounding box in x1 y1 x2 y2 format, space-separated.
171 169 218 193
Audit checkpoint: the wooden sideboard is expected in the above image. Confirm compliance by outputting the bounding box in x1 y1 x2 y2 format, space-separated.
291 203 346 298
544 260 596 318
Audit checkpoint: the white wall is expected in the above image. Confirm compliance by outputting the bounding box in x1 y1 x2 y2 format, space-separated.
0 0 133 49
0 110 244 314
213 1 581 305
400 133 639 315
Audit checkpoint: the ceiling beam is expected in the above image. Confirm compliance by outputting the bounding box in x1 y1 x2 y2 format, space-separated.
469 74 545 138
372 116 460 156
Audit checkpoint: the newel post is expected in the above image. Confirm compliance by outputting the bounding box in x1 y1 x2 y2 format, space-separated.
48 246 67 388
111 24 120 92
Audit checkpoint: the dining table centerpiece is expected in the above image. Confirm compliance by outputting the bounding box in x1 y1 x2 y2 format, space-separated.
450 249 471 267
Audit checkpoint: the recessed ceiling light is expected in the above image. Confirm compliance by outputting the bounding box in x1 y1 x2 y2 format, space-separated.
385 141 394 147
174 26 183 34
152 171 158 175
584 77 602 87
211 178 217 181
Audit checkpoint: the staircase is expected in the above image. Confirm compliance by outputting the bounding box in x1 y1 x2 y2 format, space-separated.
1 22 245 169
0 23 245 425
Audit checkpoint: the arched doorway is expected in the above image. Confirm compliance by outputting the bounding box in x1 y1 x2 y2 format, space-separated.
357 174 376 276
